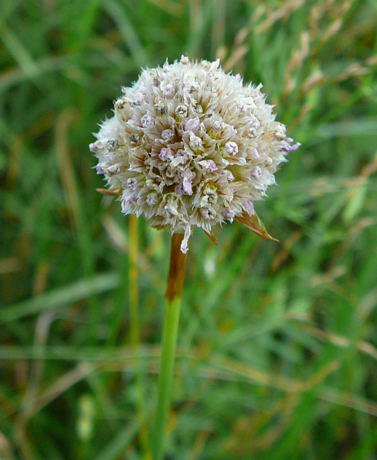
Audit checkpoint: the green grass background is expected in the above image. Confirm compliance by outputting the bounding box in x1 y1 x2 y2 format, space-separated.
1 0 377 458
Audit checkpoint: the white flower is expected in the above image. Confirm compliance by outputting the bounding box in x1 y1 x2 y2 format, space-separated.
161 129 174 142
225 141 239 156
91 56 298 253
184 117 200 132
199 160 217 171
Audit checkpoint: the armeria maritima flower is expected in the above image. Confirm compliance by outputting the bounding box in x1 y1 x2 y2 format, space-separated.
90 56 300 252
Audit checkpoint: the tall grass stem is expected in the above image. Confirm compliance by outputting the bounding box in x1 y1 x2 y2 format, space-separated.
128 215 150 458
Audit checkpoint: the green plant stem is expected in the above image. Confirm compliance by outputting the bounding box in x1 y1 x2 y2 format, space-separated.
152 296 182 459
129 214 140 346
128 215 151 458
152 233 187 460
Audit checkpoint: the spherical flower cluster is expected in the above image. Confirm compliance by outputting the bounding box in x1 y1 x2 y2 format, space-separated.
90 56 299 252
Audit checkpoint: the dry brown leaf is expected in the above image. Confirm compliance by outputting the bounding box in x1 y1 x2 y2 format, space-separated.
96 187 122 196
236 211 279 242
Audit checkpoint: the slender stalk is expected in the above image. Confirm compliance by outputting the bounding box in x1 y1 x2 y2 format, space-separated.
152 233 187 460
128 214 150 458
129 214 140 345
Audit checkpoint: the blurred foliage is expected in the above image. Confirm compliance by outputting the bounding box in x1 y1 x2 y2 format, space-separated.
1 0 377 458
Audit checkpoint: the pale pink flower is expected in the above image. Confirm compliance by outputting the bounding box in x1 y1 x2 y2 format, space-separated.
91 56 299 252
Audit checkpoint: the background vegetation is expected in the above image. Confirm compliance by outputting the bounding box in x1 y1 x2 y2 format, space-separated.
1 0 377 458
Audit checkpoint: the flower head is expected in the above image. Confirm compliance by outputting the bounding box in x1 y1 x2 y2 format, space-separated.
91 56 299 252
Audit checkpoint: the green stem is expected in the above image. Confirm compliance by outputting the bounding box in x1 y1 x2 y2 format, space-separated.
152 296 182 459
129 214 140 346
128 214 151 458
152 233 187 460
